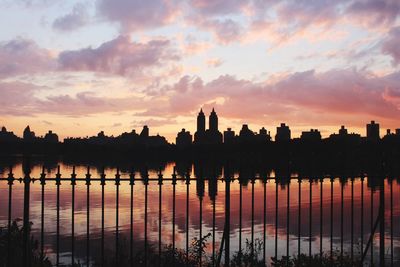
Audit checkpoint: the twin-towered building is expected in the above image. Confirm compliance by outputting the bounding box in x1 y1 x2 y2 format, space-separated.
194 108 223 145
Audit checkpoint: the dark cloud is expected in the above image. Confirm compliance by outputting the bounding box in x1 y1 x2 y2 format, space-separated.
52 3 88 31
0 81 45 116
58 35 180 76
347 0 400 26
189 0 250 16
96 0 179 32
382 26 400 66
189 17 244 44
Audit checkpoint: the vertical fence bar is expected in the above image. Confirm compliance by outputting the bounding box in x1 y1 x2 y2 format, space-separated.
144 169 149 267
239 178 243 265
115 168 120 266
100 168 106 267
86 167 91 267
186 173 190 265
71 167 76 266
7 167 13 267
158 169 163 267
371 187 374 264
361 176 364 260
263 177 267 265
40 167 46 266
390 179 393 267
224 172 231 267
340 180 344 264
379 177 385 267
351 177 354 264
320 178 323 258
275 180 278 260
309 179 312 258
330 177 334 262
298 178 301 258
129 169 135 267
199 189 203 267
251 177 255 258
172 168 176 266
22 161 31 267
287 180 290 265
56 166 61 267
212 180 216 267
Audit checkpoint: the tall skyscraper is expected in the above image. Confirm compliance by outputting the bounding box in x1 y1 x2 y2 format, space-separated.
366 120 380 141
275 123 291 142
209 108 218 132
197 108 205 133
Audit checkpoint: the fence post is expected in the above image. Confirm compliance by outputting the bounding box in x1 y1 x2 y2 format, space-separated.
379 177 385 267
7 166 14 267
22 159 31 267
224 168 231 267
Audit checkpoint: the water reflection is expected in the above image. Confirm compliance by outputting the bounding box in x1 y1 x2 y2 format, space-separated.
0 159 399 266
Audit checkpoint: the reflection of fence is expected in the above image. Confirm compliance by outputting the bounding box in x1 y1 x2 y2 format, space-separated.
0 165 394 267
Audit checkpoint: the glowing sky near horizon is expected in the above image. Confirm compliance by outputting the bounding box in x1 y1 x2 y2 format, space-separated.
0 0 399 142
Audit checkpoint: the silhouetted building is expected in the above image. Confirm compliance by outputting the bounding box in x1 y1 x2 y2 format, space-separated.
44 130 59 143
224 128 235 144
0 126 19 142
209 108 218 132
396 129 400 135
329 125 361 143
140 125 149 138
117 130 140 144
194 108 222 144
194 109 206 144
258 127 271 142
366 120 380 141
176 129 192 148
147 134 168 147
23 126 36 141
301 129 321 141
275 123 291 142
339 125 348 135
197 109 205 133
239 124 255 139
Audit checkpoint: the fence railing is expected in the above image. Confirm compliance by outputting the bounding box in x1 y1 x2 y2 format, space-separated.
0 165 397 267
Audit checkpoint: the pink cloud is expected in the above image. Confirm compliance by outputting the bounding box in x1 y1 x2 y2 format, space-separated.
0 38 55 78
1 68 399 132
206 58 223 67
0 81 46 116
160 69 400 128
58 35 180 77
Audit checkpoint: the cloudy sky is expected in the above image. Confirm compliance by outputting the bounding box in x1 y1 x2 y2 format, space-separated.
0 0 399 141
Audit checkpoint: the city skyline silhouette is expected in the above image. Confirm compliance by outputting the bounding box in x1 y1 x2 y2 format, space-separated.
1 108 399 145
1 1 400 266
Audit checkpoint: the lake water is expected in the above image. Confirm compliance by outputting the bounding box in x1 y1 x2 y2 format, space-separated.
0 159 399 266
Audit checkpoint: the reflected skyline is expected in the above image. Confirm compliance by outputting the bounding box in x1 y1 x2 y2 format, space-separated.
1 160 399 266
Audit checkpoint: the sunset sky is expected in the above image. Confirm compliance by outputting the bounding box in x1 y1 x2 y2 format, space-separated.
0 0 399 142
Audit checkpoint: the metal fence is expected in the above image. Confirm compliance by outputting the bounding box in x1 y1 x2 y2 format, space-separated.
0 165 397 267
